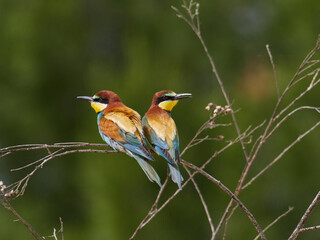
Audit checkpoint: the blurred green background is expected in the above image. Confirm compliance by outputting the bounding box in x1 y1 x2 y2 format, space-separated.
1 0 320 239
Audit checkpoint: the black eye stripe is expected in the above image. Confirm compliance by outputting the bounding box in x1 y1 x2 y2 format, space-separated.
162 95 174 101
156 95 174 105
93 97 109 104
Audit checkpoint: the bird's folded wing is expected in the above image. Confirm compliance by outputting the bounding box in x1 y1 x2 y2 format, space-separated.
142 117 168 150
99 117 125 142
101 111 138 143
143 117 180 165
173 134 181 163
104 111 137 133
102 111 154 161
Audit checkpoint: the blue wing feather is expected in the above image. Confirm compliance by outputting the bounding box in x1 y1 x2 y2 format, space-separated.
143 116 183 189
97 112 154 161
132 154 161 187
142 117 169 150
117 127 154 161
173 134 181 163
96 111 160 186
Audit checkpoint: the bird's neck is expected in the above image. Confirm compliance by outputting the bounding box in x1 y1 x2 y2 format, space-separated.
148 105 172 117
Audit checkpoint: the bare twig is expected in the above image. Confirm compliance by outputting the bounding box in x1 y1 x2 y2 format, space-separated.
291 68 320 87
52 228 58 240
215 35 320 238
180 120 210 156
267 106 320 140
288 191 320 240
130 130 246 239
1 143 117 198
0 142 109 153
59 217 64 240
184 165 215 236
180 159 266 240
243 120 320 189
172 1 250 163
266 44 280 98
299 225 320 233
273 70 320 124
222 204 238 240
129 172 171 240
253 207 294 240
0 199 42 240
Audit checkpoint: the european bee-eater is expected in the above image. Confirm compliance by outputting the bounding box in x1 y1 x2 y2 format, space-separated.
77 90 161 187
142 90 192 189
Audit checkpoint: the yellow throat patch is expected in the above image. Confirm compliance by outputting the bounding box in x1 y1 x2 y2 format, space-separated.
159 100 178 112
91 101 107 113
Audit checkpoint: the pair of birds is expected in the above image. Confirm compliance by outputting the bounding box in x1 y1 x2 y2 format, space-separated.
77 90 191 189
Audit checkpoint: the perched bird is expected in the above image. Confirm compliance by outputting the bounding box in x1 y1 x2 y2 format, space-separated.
77 90 161 187
142 90 192 189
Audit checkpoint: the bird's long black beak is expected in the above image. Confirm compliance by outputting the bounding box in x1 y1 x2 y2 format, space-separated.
174 93 192 100
77 96 93 102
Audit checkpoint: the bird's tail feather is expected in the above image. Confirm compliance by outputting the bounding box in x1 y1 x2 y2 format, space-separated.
133 155 162 187
168 163 183 189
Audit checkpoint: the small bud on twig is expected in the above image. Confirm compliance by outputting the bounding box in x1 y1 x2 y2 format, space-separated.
0 181 7 193
208 121 215 129
213 105 223 117
225 105 232 114
195 3 200 15
205 102 213 111
218 135 225 140
4 189 17 198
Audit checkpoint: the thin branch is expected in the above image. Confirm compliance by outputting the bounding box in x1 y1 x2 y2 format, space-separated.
273 70 320 123
253 207 293 240
180 120 210 156
129 172 171 240
52 228 58 240
184 165 215 236
7 148 116 198
0 142 109 153
291 68 320 88
180 159 266 240
266 44 280 98
173 1 250 163
222 204 238 240
299 225 320 233
288 191 320 240
248 136 263 159
0 199 42 240
174 3 320 239
130 132 245 239
243 120 320 190
11 148 64 171
59 217 64 240
0 152 11 158
267 106 320 140
216 35 320 238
